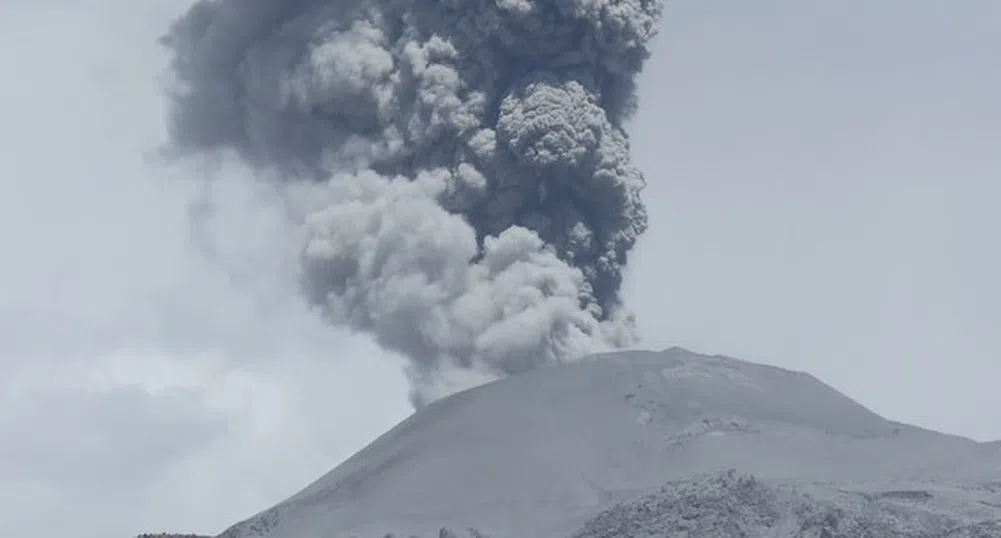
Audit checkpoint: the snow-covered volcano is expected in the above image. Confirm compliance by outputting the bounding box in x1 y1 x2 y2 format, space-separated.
212 348 1001 538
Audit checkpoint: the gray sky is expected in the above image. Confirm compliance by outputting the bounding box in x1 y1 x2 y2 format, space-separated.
0 2 997 538
626 0 1000 443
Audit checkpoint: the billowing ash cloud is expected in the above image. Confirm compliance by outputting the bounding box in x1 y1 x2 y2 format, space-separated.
161 0 663 407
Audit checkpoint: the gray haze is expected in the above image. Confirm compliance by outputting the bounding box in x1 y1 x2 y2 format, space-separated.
626 0 1001 442
1 2 999 538
161 0 663 406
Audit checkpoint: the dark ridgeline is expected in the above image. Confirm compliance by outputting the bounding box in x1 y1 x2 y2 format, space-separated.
135 534 210 538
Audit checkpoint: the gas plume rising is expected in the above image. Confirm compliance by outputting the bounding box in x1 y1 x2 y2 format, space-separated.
161 0 663 406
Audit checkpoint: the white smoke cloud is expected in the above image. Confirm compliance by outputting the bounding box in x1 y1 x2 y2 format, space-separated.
298 170 631 404
162 0 663 405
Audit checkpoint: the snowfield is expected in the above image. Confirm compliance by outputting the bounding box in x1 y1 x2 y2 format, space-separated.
205 348 1001 538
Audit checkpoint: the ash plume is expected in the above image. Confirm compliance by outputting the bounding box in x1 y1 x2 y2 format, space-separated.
161 0 663 407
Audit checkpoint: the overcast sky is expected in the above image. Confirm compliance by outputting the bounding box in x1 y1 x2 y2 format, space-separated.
1 2 998 538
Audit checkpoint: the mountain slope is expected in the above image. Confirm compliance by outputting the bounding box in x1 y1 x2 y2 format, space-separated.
574 470 1001 538
214 348 1001 538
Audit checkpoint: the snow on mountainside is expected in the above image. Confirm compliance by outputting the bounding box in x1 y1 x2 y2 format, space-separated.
208 348 1001 538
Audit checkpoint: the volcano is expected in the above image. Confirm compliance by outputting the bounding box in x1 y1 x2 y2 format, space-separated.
207 348 1001 537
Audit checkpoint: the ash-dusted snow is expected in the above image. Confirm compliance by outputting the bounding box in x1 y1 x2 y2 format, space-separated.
209 348 1001 538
